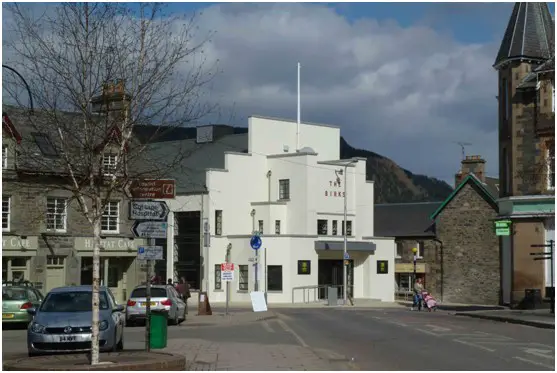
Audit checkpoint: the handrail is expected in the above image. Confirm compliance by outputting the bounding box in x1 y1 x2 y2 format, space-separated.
291 284 354 304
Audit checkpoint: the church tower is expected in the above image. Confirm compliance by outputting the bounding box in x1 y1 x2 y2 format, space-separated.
493 2 554 197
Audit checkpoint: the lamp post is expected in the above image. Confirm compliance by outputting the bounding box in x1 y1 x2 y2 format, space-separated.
412 247 418 284
2 65 34 113
225 243 232 316
338 159 357 305
250 209 258 292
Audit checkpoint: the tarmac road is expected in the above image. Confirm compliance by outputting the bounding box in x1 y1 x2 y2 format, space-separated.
276 307 556 371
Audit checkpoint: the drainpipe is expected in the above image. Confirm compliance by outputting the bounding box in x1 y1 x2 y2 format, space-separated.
433 238 444 302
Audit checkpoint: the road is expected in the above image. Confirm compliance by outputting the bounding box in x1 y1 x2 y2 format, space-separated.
2 307 555 370
276 307 556 371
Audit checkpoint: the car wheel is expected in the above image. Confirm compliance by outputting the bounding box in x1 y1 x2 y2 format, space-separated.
28 352 40 357
116 333 124 351
125 319 134 327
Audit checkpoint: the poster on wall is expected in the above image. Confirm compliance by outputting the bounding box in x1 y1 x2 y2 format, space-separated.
297 260 311 275
377 260 388 274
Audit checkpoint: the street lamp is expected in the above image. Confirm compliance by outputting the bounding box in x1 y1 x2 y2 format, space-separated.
2 65 34 113
412 246 418 287
338 159 358 305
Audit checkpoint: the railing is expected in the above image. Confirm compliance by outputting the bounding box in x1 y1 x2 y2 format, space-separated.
292 284 354 304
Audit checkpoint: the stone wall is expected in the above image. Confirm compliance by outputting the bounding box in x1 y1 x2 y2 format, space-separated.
395 238 442 298
436 182 500 305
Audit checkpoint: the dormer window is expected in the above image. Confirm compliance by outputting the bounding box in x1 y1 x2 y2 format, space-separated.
102 154 118 176
32 132 58 157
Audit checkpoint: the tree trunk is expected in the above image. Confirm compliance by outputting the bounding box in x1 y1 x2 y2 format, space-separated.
91 218 102 364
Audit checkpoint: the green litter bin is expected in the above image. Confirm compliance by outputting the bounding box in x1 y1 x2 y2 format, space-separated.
150 310 168 349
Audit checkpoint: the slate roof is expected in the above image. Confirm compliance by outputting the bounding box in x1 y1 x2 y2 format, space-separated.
430 174 498 220
136 133 249 195
494 2 554 69
374 202 441 238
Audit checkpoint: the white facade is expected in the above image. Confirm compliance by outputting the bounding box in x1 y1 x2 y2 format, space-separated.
163 116 395 303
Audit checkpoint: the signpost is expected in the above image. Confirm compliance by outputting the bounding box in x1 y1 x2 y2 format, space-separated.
250 234 262 292
128 179 176 199
132 221 168 239
137 246 164 261
129 201 169 221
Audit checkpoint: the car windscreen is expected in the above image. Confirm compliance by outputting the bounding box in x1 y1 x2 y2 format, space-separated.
130 287 167 298
40 291 109 312
2 287 28 301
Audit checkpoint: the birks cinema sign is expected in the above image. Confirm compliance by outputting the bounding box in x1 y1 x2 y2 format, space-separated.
325 180 345 197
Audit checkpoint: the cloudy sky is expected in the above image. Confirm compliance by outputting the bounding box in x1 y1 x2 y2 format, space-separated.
2 2 555 184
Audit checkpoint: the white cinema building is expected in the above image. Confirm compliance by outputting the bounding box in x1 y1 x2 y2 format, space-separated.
158 116 396 304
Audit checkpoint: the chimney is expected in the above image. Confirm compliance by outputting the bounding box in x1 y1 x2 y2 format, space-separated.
455 155 486 187
90 79 130 120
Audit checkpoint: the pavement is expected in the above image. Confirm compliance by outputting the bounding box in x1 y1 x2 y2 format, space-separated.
2 306 555 370
455 309 555 329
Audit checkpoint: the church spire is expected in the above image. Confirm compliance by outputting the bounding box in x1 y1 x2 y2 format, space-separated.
493 2 554 70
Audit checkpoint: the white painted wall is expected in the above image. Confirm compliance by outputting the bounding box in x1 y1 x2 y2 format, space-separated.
162 116 395 303
545 217 555 287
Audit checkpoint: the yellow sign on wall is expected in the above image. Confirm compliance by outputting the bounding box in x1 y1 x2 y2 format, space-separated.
395 263 426 273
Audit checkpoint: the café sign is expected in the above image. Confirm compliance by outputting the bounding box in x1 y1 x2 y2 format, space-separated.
81 237 143 251
2 236 35 250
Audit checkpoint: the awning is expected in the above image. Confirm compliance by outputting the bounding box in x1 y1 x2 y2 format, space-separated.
314 240 376 252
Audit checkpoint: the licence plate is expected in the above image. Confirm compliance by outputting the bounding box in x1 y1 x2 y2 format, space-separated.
59 335 77 342
141 302 156 307
2 313 14 319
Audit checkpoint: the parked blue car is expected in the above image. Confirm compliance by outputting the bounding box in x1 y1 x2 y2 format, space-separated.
26 285 125 357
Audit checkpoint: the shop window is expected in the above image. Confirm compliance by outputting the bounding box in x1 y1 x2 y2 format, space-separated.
258 220 264 234
46 197 67 232
396 273 411 292
215 210 223 235
214 264 222 290
275 220 281 235
11 257 27 267
332 220 338 235
279 179 290 200
317 219 328 235
2 196 10 231
80 258 105 286
267 265 283 292
107 264 119 288
101 201 119 233
238 265 249 291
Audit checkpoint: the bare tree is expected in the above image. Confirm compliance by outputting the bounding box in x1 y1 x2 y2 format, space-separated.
3 2 218 364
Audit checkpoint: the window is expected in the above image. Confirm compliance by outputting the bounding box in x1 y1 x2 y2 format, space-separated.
317 219 328 235
547 141 555 190
332 220 338 235
214 264 222 290
416 241 425 258
552 83 555 113
101 201 119 233
258 220 264 234
102 154 118 176
342 220 353 236
2 196 10 231
275 220 281 235
215 210 222 236
396 273 412 292
46 198 67 232
46 256 64 266
239 265 249 291
279 179 290 200
396 241 403 258
32 132 58 156
40 291 109 312
267 265 283 292
2 144 7 169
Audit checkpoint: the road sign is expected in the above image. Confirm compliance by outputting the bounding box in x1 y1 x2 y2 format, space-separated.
344 252 350 260
495 220 511 236
128 179 176 199
132 221 168 239
250 235 262 250
137 246 164 260
129 201 169 221
221 263 235 282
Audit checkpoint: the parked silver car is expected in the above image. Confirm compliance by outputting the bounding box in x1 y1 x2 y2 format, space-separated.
125 285 186 326
27 286 125 357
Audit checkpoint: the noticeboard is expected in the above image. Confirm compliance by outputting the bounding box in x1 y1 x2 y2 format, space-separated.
377 260 388 274
297 260 311 275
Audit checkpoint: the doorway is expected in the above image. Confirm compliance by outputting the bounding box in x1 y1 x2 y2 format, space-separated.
80 257 133 303
318 259 354 299
175 211 201 290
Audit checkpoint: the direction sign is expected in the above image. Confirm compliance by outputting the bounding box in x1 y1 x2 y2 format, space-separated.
129 201 169 221
128 179 176 199
137 246 164 260
344 252 350 260
250 235 262 250
132 221 168 239
221 263 235 282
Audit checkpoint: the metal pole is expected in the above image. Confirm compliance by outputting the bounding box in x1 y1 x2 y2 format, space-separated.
343 163 348 305
2 65 34 113
225 253 229 316
145 255 152 352
264 247 268 303
255 249 259 292
551 240 554 314
413 255 417 309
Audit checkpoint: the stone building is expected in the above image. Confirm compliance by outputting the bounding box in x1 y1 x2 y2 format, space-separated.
374 202 441 300
2 84 147 303
493 2 555 305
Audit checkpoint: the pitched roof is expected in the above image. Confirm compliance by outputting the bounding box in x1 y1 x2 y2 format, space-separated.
494 2 554 69
136 133 249 195
430 174 498 220
374 202 441 237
